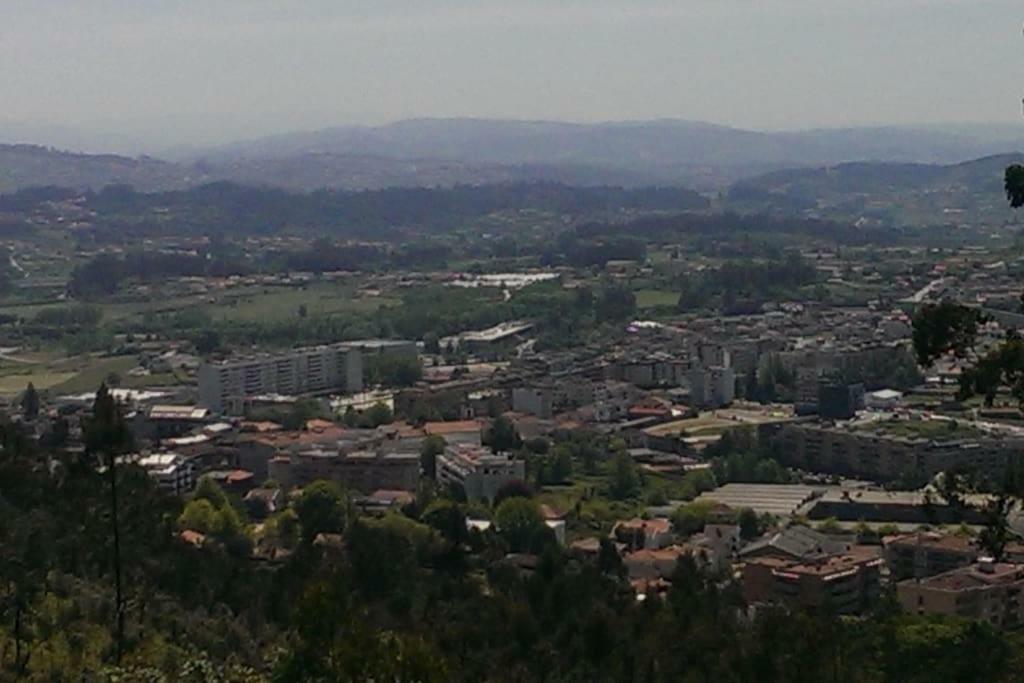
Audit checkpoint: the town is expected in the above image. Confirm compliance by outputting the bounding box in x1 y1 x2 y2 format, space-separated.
6 1 1024 677
5 177 1024 674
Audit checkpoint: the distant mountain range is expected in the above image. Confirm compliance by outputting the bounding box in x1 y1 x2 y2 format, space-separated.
3 118 1024 194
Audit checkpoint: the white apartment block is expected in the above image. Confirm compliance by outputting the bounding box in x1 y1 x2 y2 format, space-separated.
137 452 195 496
198 343 363 414
436 444 526 502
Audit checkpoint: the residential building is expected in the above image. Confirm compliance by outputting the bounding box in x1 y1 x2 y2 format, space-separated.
897 561 1024 629
436 444 525 501
234 422 348 482
512 386 554 419
689 366 735 408
423 420 483 446
817 382 865 420
773 421 1024 485
132 404 211 442
625 546 694 583
742 548 883 614
612 518 675 551
137 452 194 495
884 532 978 580
692 524 742 571
197 342 365 414
739 525 850 562
270 448 419 493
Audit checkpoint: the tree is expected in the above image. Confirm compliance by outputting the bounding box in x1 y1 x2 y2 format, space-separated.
282 398 326 431
551 446 573 483
595 282 636 322
911 301 984 366
671 500 722 536
494 497 547 552
295 481 347 542
1006 164 1024 209
194 328 221 355
363 402 394 427
365 354 423 388
609 450 639 500
737 507 760 540
493 480 533 507
422 499 467 544
420 434 445 479
423 332 441 355
20 383 39 421
82 383 133 665
268 508 301 549
485 415 521 453
194 475 229 509
178 498 218 534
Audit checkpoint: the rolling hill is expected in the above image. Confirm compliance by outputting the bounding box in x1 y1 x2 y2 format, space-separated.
727 154 1024 225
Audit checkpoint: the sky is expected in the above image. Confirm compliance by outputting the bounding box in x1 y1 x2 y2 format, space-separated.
1 0 1022 150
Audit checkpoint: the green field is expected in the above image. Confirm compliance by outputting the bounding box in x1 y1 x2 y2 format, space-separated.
634 289 679 309
203 283 397 324
0 281 399 328
0 353 185 397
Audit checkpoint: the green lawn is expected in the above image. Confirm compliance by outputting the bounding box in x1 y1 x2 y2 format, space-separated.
634 289 679 309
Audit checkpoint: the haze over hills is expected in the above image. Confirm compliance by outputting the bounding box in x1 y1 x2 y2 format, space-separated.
189 118 1024 167
729 153 1024 225
3 118 1024 194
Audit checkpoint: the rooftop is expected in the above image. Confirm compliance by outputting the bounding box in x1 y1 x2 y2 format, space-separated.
776 547 883 579
148 405 210 420
913 562 1024 591
696 483 820 517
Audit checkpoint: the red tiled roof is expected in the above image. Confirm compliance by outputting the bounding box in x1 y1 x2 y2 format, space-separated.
424 420 481 435
179 530 206 546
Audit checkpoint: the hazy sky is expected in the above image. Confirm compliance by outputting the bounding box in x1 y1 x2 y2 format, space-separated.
2 0 1022 148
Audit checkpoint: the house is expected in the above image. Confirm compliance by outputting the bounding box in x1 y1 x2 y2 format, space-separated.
243 487 281 519
692 524 742 571
624 545 693 582
612 518 674 551
357 489 416 515
897 560 1024 629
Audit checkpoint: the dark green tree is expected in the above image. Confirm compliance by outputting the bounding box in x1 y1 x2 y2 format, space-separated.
295 480 347 543
20 383 39 421
82 383 134 664
609 450 639 500
485 415 522 453
1005 164 1024 209
420 434 445 479
911 301 984 366
494 497 547 553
